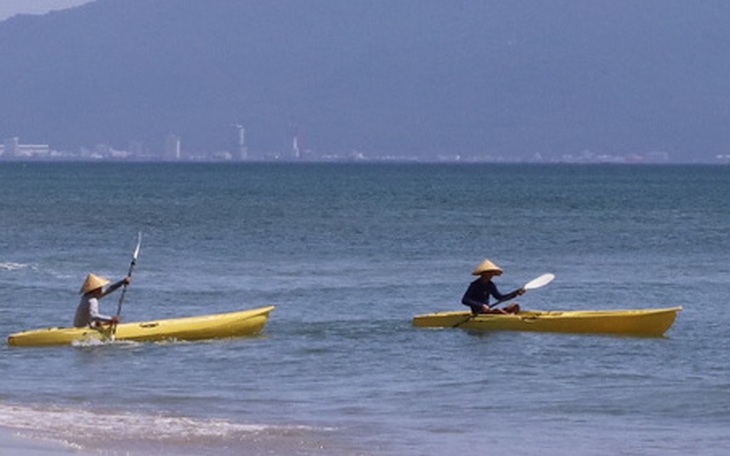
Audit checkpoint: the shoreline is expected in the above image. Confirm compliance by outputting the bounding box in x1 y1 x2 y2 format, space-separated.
0 427 81 455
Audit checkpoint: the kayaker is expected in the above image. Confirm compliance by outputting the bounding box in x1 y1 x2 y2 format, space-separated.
461 259 524 315
74 273 131 327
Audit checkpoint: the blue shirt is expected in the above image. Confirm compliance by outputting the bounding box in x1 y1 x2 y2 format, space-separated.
461 278 519 313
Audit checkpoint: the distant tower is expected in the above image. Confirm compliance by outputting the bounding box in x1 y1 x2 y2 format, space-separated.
292 134 300 159
289 123 305 160
232 124 247 160
164 134 181 161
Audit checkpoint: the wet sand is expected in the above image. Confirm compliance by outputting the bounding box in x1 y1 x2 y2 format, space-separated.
0 427 80 455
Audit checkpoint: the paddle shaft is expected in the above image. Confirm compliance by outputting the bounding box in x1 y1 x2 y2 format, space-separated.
452 294 516 328
115 233 142 317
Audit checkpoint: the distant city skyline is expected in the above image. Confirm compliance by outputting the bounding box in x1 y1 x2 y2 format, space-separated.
0 0 91 21
5 132 730 164
3 1 730 162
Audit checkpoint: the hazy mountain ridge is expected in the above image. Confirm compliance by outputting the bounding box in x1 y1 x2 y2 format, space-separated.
1 0 729 160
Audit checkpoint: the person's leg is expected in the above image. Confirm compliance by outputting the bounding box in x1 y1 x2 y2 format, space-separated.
503 303 520 314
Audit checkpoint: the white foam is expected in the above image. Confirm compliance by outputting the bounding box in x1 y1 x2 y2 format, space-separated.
0 402 310 447
0 262 32 271
70 338 139 348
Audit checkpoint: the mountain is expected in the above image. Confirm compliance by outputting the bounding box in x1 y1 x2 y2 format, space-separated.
1 0 729 161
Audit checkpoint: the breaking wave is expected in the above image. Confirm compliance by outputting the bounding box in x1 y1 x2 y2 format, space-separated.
0 401 335 454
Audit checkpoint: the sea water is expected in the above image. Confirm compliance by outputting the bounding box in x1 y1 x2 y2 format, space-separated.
0 162 728 455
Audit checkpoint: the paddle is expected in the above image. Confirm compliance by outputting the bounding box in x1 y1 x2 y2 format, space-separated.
453 273 555 327
111 232 142 337
490 273 555 310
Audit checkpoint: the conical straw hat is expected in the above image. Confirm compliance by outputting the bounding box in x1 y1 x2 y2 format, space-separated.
79 273 110 294
472 259 503 276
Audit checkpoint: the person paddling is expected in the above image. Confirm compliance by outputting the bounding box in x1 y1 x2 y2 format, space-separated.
74 273 131 327
461 259 524 315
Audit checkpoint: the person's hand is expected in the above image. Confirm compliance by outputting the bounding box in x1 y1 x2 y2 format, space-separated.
110 315 120 324
123 276 133 285
517 288 526 296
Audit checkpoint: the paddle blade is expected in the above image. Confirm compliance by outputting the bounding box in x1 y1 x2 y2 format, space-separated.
133 232 142 261
524 273 555 290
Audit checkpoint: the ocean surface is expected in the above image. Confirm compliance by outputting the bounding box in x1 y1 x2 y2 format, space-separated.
0 162 728 455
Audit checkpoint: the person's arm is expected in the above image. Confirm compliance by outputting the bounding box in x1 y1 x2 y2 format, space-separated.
88 298 115 324
489 282 523 303
99 276 131 298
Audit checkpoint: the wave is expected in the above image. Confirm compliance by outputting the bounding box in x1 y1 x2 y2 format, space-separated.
0 401 334 454
0 262 34 271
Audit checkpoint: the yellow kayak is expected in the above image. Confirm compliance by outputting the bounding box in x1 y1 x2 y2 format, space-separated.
7 306 275 347
412 306 681 337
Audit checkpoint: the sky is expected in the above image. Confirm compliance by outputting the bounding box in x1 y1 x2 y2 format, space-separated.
1 1 728 162
0 0 92 21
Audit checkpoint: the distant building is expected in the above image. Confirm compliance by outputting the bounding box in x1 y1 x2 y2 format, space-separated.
292 134 301 159
1 137 51 158
232 124 247 160
3 137 19 156
164 134 181 160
